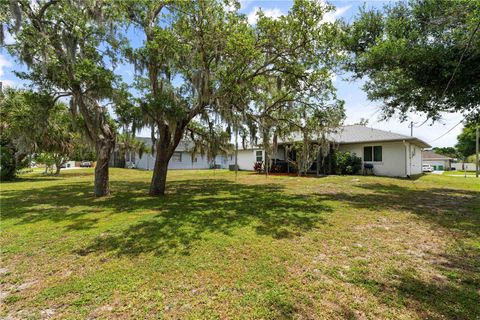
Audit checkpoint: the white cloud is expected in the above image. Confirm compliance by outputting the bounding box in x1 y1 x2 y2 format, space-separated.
0 79 16 88
0 54 13 78
322 5 352 24
247 7 284 24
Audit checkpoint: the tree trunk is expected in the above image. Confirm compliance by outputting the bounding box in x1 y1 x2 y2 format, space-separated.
149 123 186 196
74 93 115 197
54 155 63 175
94 142 113 197
149 142 171 196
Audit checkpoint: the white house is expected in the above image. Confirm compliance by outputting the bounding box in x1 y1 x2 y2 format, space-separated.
129 125 430 177
421 150 453 171
126 137 233 171
231 125 430 177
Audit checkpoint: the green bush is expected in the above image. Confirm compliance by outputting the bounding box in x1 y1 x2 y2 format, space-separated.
0 144 17 181
334 151 362 175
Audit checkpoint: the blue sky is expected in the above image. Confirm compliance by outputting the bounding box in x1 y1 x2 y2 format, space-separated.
0 0 465 147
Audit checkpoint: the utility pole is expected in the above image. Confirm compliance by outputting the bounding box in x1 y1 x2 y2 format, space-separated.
476 126 479 178
235 124 238 182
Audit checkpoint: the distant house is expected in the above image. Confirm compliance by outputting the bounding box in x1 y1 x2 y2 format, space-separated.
422 150 453 171
116 137 232 171
126 125 430 177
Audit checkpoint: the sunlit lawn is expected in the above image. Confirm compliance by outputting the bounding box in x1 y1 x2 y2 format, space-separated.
1 169 479 319
443 170 477 176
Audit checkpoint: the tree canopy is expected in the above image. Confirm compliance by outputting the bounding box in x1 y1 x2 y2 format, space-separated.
456 121 479 159
0 88 74 177
2 0 346 193
345 0 480 121
112 0 345 194
2 0 118 194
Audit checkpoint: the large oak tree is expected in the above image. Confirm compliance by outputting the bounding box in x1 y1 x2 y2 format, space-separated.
2 0 118 195
116 0 344 195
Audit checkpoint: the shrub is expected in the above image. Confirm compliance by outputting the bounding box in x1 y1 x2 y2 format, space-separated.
334 151 362 175
253 161 263 173
0 144 17 181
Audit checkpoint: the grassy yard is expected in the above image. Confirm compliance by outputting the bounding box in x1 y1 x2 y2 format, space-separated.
443 170 477 176
1 169 479 319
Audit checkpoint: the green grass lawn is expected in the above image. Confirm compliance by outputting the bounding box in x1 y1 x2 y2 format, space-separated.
1 169 479 319
443 170 477 176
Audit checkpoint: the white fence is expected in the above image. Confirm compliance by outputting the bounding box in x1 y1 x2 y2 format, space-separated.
451 163 477 171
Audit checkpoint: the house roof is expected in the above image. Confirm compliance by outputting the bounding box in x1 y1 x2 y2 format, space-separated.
327 125 431 148
134 124 431 151
421 150 453 160
135 137 194 152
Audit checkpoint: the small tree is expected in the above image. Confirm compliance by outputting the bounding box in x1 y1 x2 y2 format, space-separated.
116 134 149 168
35 153 55 174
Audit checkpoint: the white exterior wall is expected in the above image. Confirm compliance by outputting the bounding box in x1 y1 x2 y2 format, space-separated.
224 148 287 171
451 162 477 171
338 141 408 177
64 160 76 168
134 152 229 170
235 149 260 171
423 159 450 170
408 143 423 175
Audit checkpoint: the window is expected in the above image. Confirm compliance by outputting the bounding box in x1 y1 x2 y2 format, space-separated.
256 150 263 162
363 146 373 162
130 152 135 163
363 146 382 162
373 146 382 161
172 152 182 162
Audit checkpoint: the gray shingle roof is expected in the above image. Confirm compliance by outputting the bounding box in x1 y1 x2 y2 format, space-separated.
133 124 431 151
327 125 431 147
134 137 194 151
422 150 452 160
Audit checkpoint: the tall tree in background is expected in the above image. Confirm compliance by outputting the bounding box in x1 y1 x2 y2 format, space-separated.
3 1 118 195
0 88 74 176
345 0 480 121
456 120 479 160
432 147 460 159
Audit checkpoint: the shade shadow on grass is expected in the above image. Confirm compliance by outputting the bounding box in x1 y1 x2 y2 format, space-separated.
3 174 479 318
1 178 332 257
